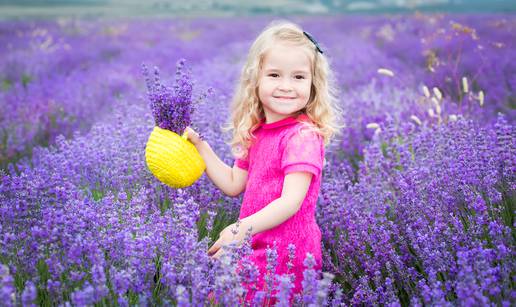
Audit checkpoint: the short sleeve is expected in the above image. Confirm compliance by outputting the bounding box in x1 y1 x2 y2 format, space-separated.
232 144 249 170
281 128 323 177
234 158 249 170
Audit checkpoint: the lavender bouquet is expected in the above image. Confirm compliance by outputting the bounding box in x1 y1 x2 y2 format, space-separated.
142 59 194 135
142 60 205 188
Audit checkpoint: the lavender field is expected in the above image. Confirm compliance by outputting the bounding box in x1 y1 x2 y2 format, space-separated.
0 14 515 306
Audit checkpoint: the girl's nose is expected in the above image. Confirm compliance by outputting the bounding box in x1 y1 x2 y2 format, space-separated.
278 79 293 92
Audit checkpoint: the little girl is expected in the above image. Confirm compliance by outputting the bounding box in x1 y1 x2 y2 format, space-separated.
186 20 341 304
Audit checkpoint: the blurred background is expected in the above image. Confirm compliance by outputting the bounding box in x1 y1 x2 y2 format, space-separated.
0 0 515 18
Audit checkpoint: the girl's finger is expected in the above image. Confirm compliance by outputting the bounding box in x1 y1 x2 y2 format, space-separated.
208 246 218 256
208 238 221 255
207 244 217 255
185 127 194 138
212 248 224 259
185 127 203 146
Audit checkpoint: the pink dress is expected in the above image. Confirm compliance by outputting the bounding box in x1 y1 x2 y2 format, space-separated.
234 113 324 305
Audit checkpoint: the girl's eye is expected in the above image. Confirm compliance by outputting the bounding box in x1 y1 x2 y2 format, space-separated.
295 75 305 80
268 73 279 78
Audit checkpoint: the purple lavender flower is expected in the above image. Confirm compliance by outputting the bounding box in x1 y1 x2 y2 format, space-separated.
301 253 319 305
275 275 294 307
264 242 279 303
0 265 15 307
142 59 194 135
20 280 37 306
175 285 190 307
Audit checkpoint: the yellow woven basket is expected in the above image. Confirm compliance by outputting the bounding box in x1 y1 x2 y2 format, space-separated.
145 126 206 188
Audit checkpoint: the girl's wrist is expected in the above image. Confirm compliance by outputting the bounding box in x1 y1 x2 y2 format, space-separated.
239 217 255 236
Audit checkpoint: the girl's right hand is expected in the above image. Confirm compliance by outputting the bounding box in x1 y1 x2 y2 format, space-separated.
184 126 203 146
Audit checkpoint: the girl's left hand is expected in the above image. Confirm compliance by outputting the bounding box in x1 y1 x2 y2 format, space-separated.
208 221 249 259
184 126 203 146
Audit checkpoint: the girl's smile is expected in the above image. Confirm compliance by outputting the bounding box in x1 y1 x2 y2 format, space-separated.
274 96 296 101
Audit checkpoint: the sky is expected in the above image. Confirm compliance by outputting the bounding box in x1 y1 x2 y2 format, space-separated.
0 0 514 16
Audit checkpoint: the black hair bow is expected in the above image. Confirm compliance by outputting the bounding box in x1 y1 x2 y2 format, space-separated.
303 31 323 54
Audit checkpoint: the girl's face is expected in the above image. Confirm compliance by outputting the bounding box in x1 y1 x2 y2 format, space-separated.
257 43 312 124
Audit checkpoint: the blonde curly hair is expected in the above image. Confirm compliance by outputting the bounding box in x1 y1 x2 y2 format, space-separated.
224 20 343 158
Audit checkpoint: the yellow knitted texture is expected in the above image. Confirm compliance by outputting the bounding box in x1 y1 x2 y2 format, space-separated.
145 126 206 188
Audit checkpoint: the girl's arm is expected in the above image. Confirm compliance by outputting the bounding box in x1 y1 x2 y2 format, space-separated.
241 171 312 234
208 171 312 258
185 127 247 197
